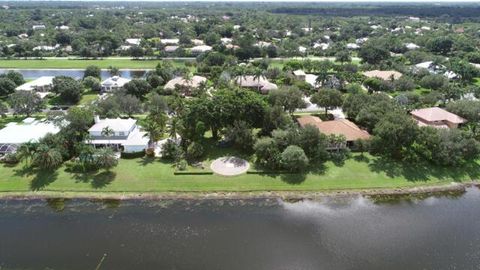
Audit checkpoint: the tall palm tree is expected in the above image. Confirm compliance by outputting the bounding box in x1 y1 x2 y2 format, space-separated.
16 142 38 165
253 68 264 92
143 119 163 147
101 126 115 149
32 144 63 170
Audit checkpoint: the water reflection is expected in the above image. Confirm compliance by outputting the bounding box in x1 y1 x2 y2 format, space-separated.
0 69 148 80
0 188 479 270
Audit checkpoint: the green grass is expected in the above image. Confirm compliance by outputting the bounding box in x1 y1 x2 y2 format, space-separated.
0 58 190 69
79 91 99 105
0 153 478 194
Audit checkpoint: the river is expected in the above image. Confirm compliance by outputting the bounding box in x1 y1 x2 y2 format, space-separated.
0 188 479 270
0 69 148 80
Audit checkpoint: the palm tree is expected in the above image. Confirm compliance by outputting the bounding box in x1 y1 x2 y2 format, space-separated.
101 126 115 149
143 119 163 148
32 144 63 170
16 142 38 165
168 117 179 140
94 147 118 171
253 68 264 92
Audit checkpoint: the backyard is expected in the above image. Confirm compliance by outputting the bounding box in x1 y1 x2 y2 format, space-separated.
0 151 479 194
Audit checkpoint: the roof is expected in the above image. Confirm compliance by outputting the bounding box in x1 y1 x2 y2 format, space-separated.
15 76 54 91
164 45 179 52
0 118 60 144
101 76 131 88
363 70 403 81
297 115 323 127
235 76 278 92
297 116 370 141
293 70 306 76
164 76 207 90
89 128 148 147
125 38 141 45
190 45 212 53
410 107 466 124
160 39 179 45
89 118 137 133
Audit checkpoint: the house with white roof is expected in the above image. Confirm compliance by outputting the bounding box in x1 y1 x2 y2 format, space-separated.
346 43 360 50
405 43 420 50
191 39 204 45
87 117 149 153
0 118 60 155
413 61 458 79
32 24 46 30
190 45 212 54
160 39 179 45
16 76 54 97
100 76 131 92
125 38 141 46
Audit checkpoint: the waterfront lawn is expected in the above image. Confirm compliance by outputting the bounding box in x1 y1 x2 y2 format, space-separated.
0 58 190 69
0 153 479 194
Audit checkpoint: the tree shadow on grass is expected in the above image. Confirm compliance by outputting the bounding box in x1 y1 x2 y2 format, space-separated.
70 169 115 189
368 156 480 182
281 173 307 184
30 169 59 191
353 154 370 163
91 171 116 189
137 156 156 166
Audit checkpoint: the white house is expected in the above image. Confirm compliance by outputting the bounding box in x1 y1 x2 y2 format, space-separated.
32 24 46 30
125 38 141 46
414 61 458 79
346 43 360 50
405 43 420 50
160 39 179 45
16 76 54 97
0 118 60 155
190 45 212 54
101 76 131 92
87 117 149 153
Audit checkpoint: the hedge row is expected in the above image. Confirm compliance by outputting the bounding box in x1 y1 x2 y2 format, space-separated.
173 171 214 175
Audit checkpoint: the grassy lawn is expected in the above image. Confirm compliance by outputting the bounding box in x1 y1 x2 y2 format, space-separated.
0 153 478 194
79 91 99 105
0 58 190 69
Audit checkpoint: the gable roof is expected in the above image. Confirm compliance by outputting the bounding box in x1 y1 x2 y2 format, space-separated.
410 107 466 124
297 116 370 141
0 118 60 144
16 76 54 91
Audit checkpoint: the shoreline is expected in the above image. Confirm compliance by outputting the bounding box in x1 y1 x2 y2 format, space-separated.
0 181 477 201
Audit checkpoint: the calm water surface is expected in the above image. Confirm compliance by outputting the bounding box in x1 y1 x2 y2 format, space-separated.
1 188 480 270
0 69 147 80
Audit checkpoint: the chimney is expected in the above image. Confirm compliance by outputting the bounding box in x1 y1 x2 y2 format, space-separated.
94 115 100 123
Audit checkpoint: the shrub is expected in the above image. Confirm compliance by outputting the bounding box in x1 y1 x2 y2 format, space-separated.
280 145 309 172
176 159 188 171
186 142 204 160
161 139 182 160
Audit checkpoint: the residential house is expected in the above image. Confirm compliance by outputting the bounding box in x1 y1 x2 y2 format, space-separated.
191 39 204 45
32 24 46 30
346 43 360 50
297 115 370 147
410 107 466 129
293 70 306 81
101 76 131 92
87 117 149 153
235 75 278 94
363 70 403 81
160 39 179 45
413 61 458 79
164 76 207 94
190 45 212 54
16 76 54 98
125 38 141 46
0 118 60 155
405 43 420 50
164 45 179 53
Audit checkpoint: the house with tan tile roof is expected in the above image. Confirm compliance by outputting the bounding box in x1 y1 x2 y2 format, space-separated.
363 70 403 81
410 107 466 129
297 116 370 145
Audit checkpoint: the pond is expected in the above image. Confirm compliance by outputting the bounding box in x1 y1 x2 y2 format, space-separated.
0 188 480 270
0 69 148 80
